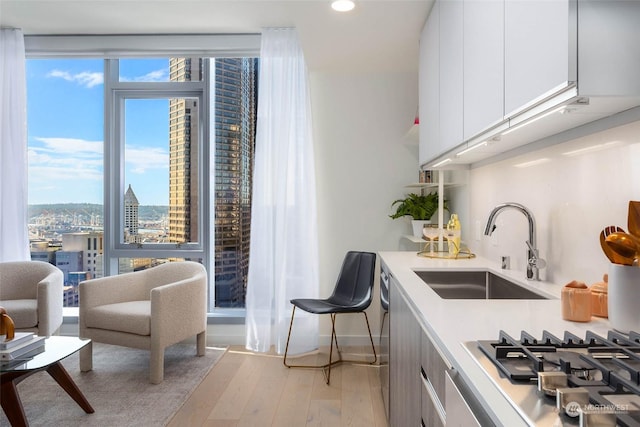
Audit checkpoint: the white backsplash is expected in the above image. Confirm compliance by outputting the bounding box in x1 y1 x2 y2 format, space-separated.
467 118 640 287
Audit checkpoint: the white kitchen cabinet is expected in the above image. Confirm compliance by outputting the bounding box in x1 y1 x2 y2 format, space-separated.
504 0 575 117
419 1 440 166
419 0 640 167
438 0 463 154
462 0 504 141
577 1 640 97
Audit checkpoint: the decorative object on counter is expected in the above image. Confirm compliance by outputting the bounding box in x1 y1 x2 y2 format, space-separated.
561 281 591 322
608 264 640 333
417 249 476 260
599 225 630 265
0 307 15 340
605 231 640 266
446 213 461 256
629 200 640 238
589 274 608 318
422 224 442 255
389 192 446 237
417 237 475 259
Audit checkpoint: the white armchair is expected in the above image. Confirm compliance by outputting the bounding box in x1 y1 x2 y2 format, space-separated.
79 261 208 384
0 261 64 337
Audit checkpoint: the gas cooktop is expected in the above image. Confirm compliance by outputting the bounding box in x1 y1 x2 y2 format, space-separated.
465 329 640 427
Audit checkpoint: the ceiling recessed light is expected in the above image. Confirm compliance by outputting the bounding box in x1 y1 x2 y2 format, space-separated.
331 0 355 12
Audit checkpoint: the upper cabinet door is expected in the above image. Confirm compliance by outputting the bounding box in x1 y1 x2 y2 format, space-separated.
504 0 576 117
419 2 440 166
439 0 463 154
463 0 504 140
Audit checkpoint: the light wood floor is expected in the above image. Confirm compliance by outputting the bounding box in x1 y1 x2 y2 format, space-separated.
167 345 389 427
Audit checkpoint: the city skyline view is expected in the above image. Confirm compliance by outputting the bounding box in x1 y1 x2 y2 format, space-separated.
26 56 259 309
27 58 172 206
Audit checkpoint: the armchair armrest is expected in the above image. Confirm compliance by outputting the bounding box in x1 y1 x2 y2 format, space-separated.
36 270 63 337
150 274 207 348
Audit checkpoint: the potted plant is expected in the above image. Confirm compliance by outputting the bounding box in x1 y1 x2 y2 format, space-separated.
389 192 446 237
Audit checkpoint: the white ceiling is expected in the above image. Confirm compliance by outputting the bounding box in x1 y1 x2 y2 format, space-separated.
0 0 433 72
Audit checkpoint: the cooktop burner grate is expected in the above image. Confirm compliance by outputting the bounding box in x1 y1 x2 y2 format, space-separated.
476 329 640 427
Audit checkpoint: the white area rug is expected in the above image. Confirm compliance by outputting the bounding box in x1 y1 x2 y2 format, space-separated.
0 342 226 427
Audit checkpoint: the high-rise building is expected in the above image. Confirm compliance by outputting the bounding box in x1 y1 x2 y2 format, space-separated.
168 58 201 245
212 58 258 308
168 56 257 308
61 231 103 280
124 184 141 244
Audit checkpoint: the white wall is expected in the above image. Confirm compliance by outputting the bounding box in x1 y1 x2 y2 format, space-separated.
310 70 418 344
466 114 640 288
62 72 420 348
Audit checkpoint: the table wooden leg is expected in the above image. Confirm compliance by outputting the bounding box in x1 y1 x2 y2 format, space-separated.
46 362 94 413
1 375 29 427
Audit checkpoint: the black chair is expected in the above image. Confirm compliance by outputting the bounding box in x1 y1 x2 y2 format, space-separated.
283 251 377 385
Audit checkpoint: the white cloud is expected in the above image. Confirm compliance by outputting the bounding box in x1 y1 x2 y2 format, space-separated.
29 165 103 182
29 137 104 187
125 146 169 174
120 68 169 83
31 137 169 174
47 70 103 88
34 137 102 155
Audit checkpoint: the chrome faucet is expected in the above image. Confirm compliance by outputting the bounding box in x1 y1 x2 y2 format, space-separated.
484 202 546 281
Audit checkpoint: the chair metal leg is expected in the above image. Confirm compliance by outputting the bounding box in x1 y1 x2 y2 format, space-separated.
362 311 377 365
283 306 297 368
322 313 342 384
283 308 377 386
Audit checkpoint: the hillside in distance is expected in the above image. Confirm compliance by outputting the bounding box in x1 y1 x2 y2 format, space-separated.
29 204 169 221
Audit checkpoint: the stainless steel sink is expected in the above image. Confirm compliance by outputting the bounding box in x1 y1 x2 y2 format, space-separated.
414 270 548 300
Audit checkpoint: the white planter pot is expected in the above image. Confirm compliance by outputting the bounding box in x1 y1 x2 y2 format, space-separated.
411 220 430 238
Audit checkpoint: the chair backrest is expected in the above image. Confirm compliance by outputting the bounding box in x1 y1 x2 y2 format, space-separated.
329 251 377 310
0 261 62 300
144 261 206 286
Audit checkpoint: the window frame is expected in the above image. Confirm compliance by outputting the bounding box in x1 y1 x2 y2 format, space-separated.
25 35 260 317
104 59 209 274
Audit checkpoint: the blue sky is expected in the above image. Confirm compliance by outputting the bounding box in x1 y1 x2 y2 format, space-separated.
26 58 172 206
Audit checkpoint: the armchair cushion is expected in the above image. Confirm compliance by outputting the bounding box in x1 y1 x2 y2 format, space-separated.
2 299 38 329
85 301 151 336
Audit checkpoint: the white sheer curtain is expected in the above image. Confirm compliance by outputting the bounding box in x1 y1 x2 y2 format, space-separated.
245 28 319 355
0 29 30 262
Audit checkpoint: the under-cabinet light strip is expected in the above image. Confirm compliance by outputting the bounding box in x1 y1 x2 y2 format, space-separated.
456 141 488 157
431 158 452 168
502 105 567 136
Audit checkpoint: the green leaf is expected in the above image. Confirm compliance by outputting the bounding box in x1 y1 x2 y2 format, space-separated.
388 192 448 221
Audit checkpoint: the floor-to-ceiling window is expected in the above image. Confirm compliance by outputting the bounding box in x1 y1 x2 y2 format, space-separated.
25 35 259 313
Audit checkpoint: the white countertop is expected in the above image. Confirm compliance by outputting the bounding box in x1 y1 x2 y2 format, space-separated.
379 251 613 427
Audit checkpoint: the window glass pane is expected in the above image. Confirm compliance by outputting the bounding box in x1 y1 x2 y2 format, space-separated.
119 58 203 82
26 58 104 308
122 96 200 245
212 58 258 308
